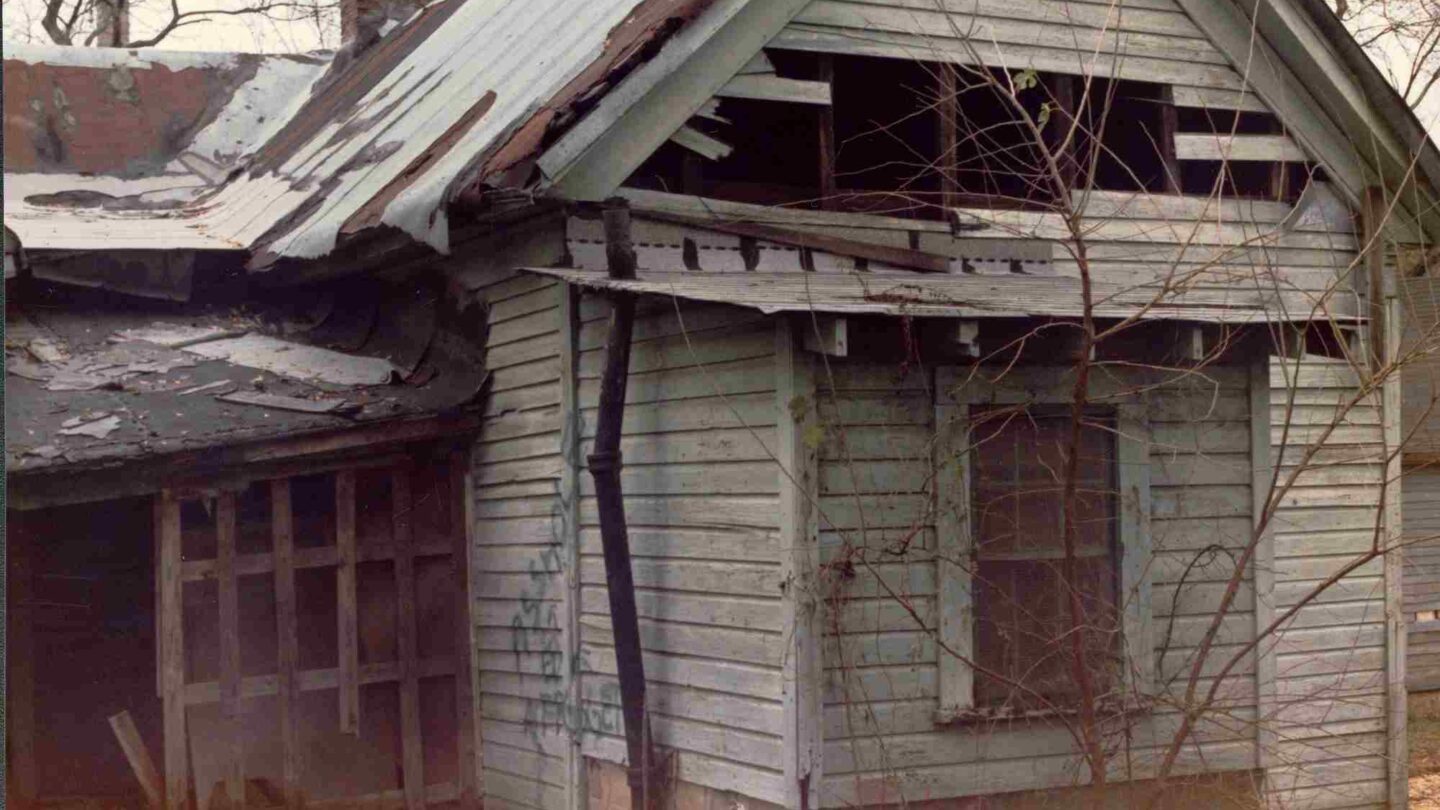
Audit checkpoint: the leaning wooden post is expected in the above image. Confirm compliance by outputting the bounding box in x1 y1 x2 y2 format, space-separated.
587 198 651 810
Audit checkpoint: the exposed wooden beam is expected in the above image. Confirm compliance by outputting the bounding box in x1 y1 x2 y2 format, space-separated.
716 74 831 105
817 54 838 210
938 64 958 210
1157 85 1181 194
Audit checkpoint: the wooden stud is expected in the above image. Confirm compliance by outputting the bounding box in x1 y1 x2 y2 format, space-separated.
393 468 426 809
110 710 165 810
1157 85 1181 194
337 470 361 734
938 63 958 211
158 490 190 810
216 491 245 806
1249 358 1277 767
8 514 37 802
273 479 302 808
776 318 822 810
817 54 837 210
1049 74 1079 194
1360 187 1390 373
450 453 480 810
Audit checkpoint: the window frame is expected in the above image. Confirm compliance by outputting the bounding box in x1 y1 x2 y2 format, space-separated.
934 366 1153 721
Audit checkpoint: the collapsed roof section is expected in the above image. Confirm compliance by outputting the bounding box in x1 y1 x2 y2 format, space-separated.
3 0 723 270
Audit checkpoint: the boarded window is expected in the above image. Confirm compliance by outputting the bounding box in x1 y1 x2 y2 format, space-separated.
969 407 1121 709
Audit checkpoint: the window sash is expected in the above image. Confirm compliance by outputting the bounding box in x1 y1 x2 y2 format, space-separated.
935 367 1153 720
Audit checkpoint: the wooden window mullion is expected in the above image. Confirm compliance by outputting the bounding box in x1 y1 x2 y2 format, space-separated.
273 479 302 808
393 467 425 809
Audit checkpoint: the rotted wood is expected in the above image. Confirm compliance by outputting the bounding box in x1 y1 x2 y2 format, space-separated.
590 199 653 810
273 479 302 808
393 468 426 809
217 491 245 806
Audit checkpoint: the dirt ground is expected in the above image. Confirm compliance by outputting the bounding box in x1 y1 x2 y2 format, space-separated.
1413 692 1440 807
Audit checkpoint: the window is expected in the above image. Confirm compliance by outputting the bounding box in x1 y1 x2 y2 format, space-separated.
935 369 1152 719
970 407 1119 708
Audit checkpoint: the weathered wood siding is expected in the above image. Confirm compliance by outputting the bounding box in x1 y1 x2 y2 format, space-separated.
817 362 1259 806
1404 469 1440 691
573 297 789 805
467 262 574 810
1267 356 1390 809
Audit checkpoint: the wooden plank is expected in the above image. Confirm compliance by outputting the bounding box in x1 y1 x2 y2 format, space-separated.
717 73 832 105
393 468 426 809
777 317 822 809
216 491 245 806
1251 358 1277 767
1174 132 1308 162
109 710 165 810
273 479 302 808
669 125 734 161
337 469 360 734
933 367 973 717
451 452 481 810
158 490 189 810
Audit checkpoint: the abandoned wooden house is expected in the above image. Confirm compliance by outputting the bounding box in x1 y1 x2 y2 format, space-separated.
7 0 1440 808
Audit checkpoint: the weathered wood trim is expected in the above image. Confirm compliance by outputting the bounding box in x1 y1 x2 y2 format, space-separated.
778 316 822 809
1249 357 1277 768
272 479 303 808
558 283 586 810
934 366 974 716
1385 295 1408 807
158 490 189 810
460 455 485 801
1117 403 1154 698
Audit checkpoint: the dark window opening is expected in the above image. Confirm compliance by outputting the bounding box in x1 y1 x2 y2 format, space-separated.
1174 105 1313 202
1176 107 1280 135
1076 79 1169 193
831 55 943 217
970 407 1121 710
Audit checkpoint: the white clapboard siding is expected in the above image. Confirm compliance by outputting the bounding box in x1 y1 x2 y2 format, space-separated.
816 360 1258 805
1269 356 1390 807
465 266 572 810
1403 468 1440 689
574 299 787 801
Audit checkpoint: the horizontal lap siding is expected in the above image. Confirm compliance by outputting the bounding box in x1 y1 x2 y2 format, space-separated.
818 363 1256 806
469 273 571 810
574 298 787 805
1404 470 1440 690
1269 357 1389 809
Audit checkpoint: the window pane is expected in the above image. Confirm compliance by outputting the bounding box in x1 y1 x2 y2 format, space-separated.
970 408 1120 709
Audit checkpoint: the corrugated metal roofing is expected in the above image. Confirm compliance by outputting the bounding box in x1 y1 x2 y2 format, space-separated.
524 267 1357 324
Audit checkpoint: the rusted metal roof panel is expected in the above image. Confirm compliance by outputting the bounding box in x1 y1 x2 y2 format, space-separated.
524 267 1357 324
